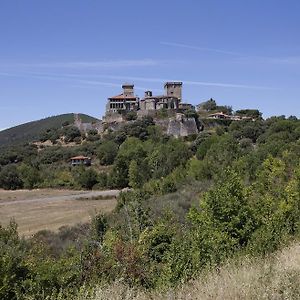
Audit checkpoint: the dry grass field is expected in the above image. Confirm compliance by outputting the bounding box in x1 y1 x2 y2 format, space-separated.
0 189 118 237
72 242 300 300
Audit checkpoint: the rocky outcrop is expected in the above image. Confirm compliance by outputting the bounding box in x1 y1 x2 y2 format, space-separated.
75 112 199 138
167 113 199 137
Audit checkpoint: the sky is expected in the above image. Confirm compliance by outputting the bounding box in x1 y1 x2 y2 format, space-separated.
1 0 300 130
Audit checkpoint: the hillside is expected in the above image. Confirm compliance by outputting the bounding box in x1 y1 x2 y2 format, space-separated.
1 112 300 299
0 113 99 147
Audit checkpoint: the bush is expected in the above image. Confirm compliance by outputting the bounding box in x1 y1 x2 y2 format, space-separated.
76 168 98 189
62 126 81 142
0 221 29 300
0 165 23 190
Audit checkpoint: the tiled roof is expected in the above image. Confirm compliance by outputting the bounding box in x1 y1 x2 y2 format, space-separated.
70 156 90 160
109 93 137 100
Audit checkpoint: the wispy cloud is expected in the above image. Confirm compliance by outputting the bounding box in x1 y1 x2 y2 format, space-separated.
74 79 156 92
0 70 275 90
161 42 300 67
75 74 274 90
0 71 157 92
161 42 242 56
264 56 300 65
19 59 161 69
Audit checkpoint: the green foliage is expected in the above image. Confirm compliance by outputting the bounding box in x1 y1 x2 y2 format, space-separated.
200 98 217 111
236 109 262 119
76 168 99 189
18 164 41 189
62 126 82 143
190 170 255 247
97 141 118 165
2 111 300 297
128 160 141 189
195 134 218 160
0 221 29 300
229 120 265 142
91 214 108 242
122 116 155 140
124 111 138 121
0 165 23 190
86 130 100 142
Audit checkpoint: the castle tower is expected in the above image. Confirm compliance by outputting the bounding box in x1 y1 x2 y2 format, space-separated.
164 82 182 102
122 84 134 97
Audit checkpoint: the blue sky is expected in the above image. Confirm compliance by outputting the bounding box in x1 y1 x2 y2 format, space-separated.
1 0 300 129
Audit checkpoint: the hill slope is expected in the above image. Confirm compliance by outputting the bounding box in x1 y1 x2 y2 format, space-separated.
0 113 99 147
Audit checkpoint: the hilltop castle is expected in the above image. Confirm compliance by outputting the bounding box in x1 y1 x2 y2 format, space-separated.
106 82 193 115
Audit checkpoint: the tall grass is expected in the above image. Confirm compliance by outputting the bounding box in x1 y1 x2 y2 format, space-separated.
69 242 300 300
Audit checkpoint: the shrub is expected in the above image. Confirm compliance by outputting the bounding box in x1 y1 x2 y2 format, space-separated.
0 165 23 190
76 168 99 189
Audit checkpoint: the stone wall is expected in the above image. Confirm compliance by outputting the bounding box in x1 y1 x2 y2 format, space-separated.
102 113 125 123
75 112 199 138
166 113 199 137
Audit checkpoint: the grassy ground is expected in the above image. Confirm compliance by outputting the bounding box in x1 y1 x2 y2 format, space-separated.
73 242 300 300
0 189 117 237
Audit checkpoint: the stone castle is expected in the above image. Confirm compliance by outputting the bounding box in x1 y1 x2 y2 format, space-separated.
106 82 193 115
75 81 200 138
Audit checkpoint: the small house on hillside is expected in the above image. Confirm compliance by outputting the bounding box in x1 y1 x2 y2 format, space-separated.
70 156 91 166
207 112 231 120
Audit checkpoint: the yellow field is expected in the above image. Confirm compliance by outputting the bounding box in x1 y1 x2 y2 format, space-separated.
0 189 118 237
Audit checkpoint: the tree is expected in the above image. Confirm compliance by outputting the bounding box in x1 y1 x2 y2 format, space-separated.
201 99 217 111
62 126 81 142
97 141 118 165
0 221 29 300
18 164 41 189
128 160 141 189
236 109 262 119
0 165 23 190
195 134 218 160
76 168 98 189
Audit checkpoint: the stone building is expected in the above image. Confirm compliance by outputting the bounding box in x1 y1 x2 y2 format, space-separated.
106 84 139 113
139 82 182 111
105 81 194 115
164 82 182 100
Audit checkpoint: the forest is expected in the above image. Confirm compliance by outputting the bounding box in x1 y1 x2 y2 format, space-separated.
0 108 300 299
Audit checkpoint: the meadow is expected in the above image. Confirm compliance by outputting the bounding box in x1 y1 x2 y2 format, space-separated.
0 189 117 236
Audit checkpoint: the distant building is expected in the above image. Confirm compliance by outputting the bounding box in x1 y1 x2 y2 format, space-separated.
105 81 195 116
70 156 91 166
178 103 194 110
106 84 139 113
207 112 254 121
139 82 183 111
207 112 231 120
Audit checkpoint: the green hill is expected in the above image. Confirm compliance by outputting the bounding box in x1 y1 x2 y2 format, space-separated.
0 113 99 147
